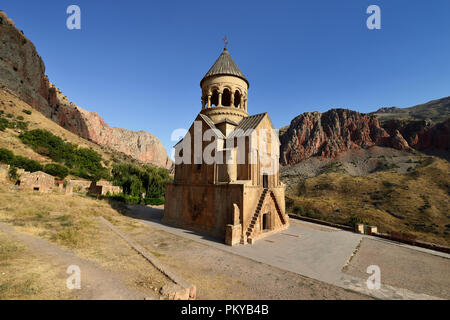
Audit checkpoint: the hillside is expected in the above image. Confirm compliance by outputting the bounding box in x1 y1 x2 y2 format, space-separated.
280 99 450 246
0 10 171 169
0 88 140 168
373 96 450 123
284 154 450 246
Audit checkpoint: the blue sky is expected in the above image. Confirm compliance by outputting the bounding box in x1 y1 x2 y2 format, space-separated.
2 0 450 155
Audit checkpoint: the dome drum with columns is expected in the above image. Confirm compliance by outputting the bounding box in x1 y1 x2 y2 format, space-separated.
200 48 249 124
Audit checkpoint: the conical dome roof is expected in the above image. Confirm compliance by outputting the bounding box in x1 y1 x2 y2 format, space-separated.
200 48 249 87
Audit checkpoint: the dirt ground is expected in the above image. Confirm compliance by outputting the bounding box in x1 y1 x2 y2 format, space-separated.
0 186 371 299
343 238 450 299
0 221 166 300
118 221 370 300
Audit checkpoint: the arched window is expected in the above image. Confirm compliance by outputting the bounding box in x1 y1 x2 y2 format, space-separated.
211 89 219 107
234 91 241 108
222 88 231 106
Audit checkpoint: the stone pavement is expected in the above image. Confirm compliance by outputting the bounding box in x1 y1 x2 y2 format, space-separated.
126 205 448 300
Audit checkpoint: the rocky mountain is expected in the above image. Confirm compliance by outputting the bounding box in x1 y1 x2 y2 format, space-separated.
280 109 398 165
280 103 449 166
280 102 450 247
0 11 171 169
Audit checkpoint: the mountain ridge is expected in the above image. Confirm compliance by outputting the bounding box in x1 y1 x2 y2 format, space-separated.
280 97 450 166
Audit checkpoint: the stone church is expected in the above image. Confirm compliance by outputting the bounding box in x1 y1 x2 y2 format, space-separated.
164 45 289 245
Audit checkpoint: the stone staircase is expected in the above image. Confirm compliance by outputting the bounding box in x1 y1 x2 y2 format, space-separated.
245 188 269 239
270 191 287 225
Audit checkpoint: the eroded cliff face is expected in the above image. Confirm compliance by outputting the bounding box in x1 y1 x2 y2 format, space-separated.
383 119 450 151
280 108 449 166
0 11 50 114
0 11 171 169
280 109 391 165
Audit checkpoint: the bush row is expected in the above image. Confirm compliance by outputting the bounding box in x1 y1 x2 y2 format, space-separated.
104 194 165 205
19 129 109 181
0 147 69 178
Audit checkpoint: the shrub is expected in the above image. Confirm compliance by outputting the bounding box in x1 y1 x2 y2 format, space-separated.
143 197 165 206
19 129 110 180
12 156 43 172
305 209 317 219
16 115 24 121
6 113 13 118
292 205 304 215
105 194 140 205
111 163 170 197
43 163 69 179
15 121 28 131
8 166 18 180
0 148 14 164
0 118 9 131
22 109 32 115
347 213 368 227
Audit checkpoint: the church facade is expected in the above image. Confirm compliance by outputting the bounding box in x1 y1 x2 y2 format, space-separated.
163 46 289 245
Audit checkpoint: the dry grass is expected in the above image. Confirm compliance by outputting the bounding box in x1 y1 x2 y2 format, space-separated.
285 155 450 246
0 184 171 298
0 232 74 300
0 184 121 248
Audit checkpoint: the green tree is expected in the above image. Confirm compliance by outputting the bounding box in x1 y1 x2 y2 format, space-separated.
12 156 43 172
19 129 110 180
43 163 69 179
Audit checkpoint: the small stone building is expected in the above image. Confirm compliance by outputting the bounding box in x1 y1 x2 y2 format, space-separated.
88 180 122 196
68 179 92 193
164 45 289 246
17 171 55 193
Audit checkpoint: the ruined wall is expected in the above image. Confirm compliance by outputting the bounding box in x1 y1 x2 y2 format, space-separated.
19 171 55 193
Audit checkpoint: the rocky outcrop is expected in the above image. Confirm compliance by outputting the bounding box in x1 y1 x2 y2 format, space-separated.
373 106 403 114
280 109 393 165
280 108 449 166
0 11 50 114
47 86 172 168
383 118 450 151
0 11 171 168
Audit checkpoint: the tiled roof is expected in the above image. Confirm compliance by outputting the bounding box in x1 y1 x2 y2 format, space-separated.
173 113 225 147
215 118 239 126
228 113 267 139
200 48 249 87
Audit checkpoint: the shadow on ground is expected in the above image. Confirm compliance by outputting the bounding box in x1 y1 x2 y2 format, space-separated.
111 202 225 245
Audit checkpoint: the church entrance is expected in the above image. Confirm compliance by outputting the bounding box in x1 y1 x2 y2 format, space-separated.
263 174 268 188
262 213 268 231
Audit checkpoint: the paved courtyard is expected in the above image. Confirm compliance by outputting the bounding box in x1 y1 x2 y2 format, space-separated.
127 205 450 300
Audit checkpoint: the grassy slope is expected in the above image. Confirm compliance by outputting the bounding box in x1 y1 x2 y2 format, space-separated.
373 96 450 123
285 155 450 246
0 88 139 168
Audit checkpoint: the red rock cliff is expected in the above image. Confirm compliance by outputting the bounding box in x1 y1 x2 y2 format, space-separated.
280 108 449 166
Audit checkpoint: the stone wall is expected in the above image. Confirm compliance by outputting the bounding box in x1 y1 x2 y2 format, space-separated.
164 182 244 240
18 171 54 193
